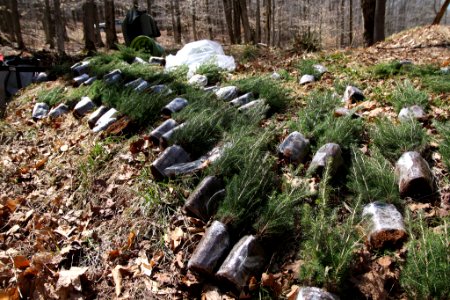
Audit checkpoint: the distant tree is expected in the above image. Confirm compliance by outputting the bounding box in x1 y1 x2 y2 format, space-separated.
93 2 104 47
255 0 261 43
238 0 252 43
223 0 235 43
433 0 450 25
265 0 271 45
147 0 152 15
83 0 96 52
53 0 65 54
104 0 117 49
43 0 55 49
9 0 24 49
361 0 385 46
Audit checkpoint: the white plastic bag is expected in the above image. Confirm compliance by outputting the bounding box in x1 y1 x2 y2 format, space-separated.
165 40 235 78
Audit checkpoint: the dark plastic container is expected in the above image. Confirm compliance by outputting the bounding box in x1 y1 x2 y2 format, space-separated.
159 123 186 148
88 106 109 129
183 176 224 220
188 221 231 277
278 131 310 165
73 73 90 87
216 235 265 290
150 145 190 181
161 98 188 116
307 143 343 176
230 92 254 107
149 119 177 145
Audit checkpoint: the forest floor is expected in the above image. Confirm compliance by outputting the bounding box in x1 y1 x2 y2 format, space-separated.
0 25 449 299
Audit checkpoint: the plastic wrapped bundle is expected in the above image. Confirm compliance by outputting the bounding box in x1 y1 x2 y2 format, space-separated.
299 74 315 85
149 119 177 145
395 151 434 199
296 287 338 300
82 76 97 86
161 98 189 116
215 86 239 101
103 69 122 85
88 106 109 129
278 131 310 165
307 143 343 176
71 60 90 75
73 73 89 87
32 102 49 120
183 176 224 220
159 123 186 148
362 202 407 249
230 92 254 107
92 108 118 133
124 78 146 89
150 145 190 181
48 103 69 118
398 105 427 122
73 97 95 118
342 86 364 103
188 221 231 276
216 235 265 290
188 74 208 87
163 158 207 177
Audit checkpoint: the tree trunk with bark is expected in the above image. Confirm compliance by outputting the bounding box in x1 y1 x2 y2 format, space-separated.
205 0 213 40
361 0 376 46
232 0 241 43
373 0 386 43
53 0 65 54
147 0 152 15
255 0 261 43
349 0 353 45
223 0 235 43
238 0 251 43
433 0 450 24
43 0 55 49
191 0 198 40
265 0 271 45
340 0 345 46
83 0 96 52
9 0 24 49
93 2 104 47
174 0 182 43
104 0 117 49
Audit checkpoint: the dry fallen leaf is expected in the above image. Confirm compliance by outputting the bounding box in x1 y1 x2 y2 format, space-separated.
112 265 126 297
56 266 88 292
13 256 30 269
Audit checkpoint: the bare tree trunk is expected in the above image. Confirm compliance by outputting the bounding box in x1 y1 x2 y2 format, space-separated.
53 0 65 54
147 0 152 15
255 0 261 43
205 0 213 40
271 0 275 46
340 0 345 46
191 0 198 40
349 0 353 45
83 0 96 52
9 0 24 49
373 0 386 42
361 0 376 46
174 0 182 43
433 0 450 24
93 2 104 47
233 0 241 43
43 0 55 49
104 0 117 49
223 0 235 43
265 0 271 45
238 0 251 43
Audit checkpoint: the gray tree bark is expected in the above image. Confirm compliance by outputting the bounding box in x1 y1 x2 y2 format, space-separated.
83 0 96 52
222 0 235 43
53 0 65 54
373 0 386 42
104 0 117 49
433 0 450 24
9 0 24 49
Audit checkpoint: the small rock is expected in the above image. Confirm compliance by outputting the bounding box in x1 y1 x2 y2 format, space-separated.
48 103 69 118
313 64 327 76
230 92 254 107
399 59 413 66
92 108 118 133
440 67 449 75
32 102 49 120
299 74 315 85
88 106 109 129
398 105 427 122
188 74 208 87
362 202 407 249
343 85 364 103
161 97 188 116
135 81 151 93
271 72 281 80
74 97 95 118
296 287 338 300
149 56 166 66
215 86 239 101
